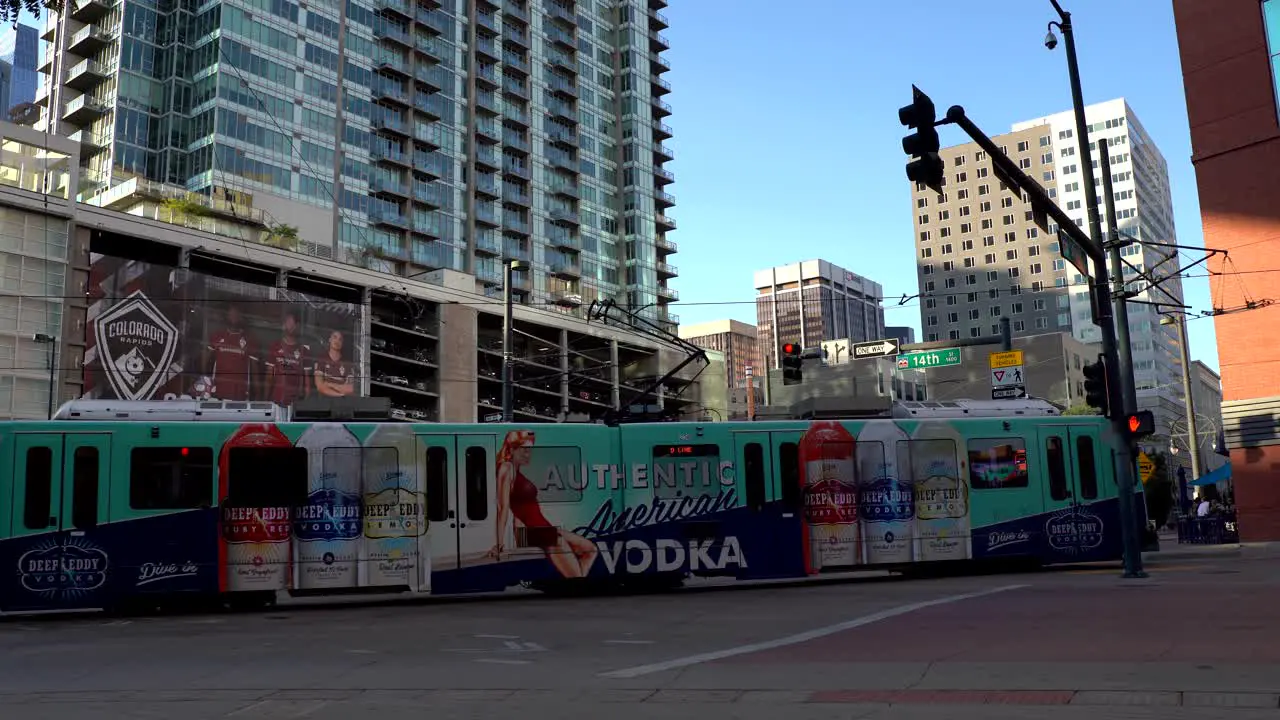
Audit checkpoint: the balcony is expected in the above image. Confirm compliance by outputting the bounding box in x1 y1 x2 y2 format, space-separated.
418 8 450 35
476 231 503 255
371 144 410 166
502 76 529 99
548 51 576 74
375 21 412 48
476 90 501 114
370 209 410 229
503 186 531 206
476 63 500 88
653 120 673 140
416 34 445 61
651 74 672 96
655 213 676 230
476 117 502 144
547 24 575 49
652 98 672 118
549 77 577 98
415 63 448 92
655 190 675 208
503 51 530 74
371 176 410 198
657 261 678 278
415 151 449 179
550 260 581 279
549 154 577 173
548 229 580 250
649 29 669 51
65 59 109 92
503 130 530 154
475 203 501 227
374 113 409 136
545 1 574 24
415 94 449 120
503 214 531 235
658 286 679 301
548 126 577 147
503 104 530 127
504 24 530 49
69 129 109 153
549 182 578 199
376 53 410 76
654 166 674 184
71 0 113 23
654 143 674 162
414 182 447 208
503 242 530 263
475 173 500 198
504 0 529 22
648 7 669 29
550 208 579 226
503 161 530 179
548 104 577 124
62 95 108 124
68 25 112 56
655 236 678 254
374 79 410 106
650 51 670 74
476 35 500 60
379 0 413 19
553 290 583 308
475 144 501 170
477 265 503 285
476 11 499 33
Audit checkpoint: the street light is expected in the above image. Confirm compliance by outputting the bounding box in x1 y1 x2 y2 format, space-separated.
33 333 56 420
1160 313 1201 481
501 259 528 422
1046 0 1144 578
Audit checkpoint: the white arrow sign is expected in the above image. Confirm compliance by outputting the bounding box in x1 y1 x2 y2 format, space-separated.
852 338 900 358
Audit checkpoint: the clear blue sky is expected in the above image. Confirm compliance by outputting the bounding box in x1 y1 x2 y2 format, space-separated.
663 0 1219 372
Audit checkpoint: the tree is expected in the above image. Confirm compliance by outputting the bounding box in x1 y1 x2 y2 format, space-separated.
1062 404 1101 416
2 0 52 25
262 223 299 251
161 193 212 224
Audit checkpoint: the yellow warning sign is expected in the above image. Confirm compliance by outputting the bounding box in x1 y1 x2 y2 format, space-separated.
989 350 1024 369
1137 452 1156 484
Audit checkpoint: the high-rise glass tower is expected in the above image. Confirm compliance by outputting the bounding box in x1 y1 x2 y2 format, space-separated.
0 24 39 115
39 0 677 327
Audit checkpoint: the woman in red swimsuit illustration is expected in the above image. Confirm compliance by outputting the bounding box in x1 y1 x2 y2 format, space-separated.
488 430 598 578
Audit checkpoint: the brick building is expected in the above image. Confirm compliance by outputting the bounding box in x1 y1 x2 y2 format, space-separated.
1172 0 1280 539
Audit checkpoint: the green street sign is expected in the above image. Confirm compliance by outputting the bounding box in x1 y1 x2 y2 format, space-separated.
896 348 962 370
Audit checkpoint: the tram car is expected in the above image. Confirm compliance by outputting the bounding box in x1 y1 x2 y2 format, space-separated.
0 398 1145 614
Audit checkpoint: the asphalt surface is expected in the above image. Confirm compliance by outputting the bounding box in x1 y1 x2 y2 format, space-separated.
3 546 1280 719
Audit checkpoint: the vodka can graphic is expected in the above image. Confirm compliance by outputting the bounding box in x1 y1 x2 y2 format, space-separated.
857 421 915 564
908 422 972 562
799 420 860 569
293 424 363 590
220 424 295 592
360 424 427 588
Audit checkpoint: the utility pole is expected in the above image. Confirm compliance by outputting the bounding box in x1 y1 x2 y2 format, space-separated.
501 259 525 422
745 365 756 421
34 333 56 420
1097 142 1137 414
1170 313 1202 480
1046 0 1146 578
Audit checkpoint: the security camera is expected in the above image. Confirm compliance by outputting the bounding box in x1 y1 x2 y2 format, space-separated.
1044 31 1058 50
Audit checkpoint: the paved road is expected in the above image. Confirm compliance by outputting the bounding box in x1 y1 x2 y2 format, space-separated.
3 550 1279 719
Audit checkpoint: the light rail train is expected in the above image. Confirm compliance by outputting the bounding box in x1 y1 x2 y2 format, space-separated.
0 398 1144 614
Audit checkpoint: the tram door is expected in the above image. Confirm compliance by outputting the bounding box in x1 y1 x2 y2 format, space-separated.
732 430 805 580
4 433 111 612
1036 425 1105 560
418 433 495 593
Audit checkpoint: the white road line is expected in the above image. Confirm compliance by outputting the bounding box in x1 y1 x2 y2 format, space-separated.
605 639 655 645
475 633 519 639
475 658 531 665
598 584 1028 679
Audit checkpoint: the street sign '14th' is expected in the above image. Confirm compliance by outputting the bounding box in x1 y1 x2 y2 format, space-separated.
896 348 961 370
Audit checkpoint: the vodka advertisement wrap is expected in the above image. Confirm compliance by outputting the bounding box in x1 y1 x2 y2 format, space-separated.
907 422 971 562
857 421 915 564
799 421 861 569
220 424 295 592
293 424 363 590
360 424 428 588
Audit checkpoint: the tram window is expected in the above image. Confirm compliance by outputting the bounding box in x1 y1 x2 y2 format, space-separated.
464 446 488 521
23 446 53 529
651 443 722 500
967 438 1029 489
743 443 766 511
778 442 801 511
225 447 307 508
71 447 99 530
1046 436 1070 501
1076 436 1098 499
130 447 214 510
425 446 449 523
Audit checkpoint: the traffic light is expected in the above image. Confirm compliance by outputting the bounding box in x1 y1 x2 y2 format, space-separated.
1082 355 1109 416
899 85 944 195
782 342 803 386
1125 410 1155 439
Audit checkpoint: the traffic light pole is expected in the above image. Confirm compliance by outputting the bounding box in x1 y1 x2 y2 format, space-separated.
942 106 1145 578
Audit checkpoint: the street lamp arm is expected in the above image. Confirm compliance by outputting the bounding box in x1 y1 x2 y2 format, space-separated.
1049 0 1070 24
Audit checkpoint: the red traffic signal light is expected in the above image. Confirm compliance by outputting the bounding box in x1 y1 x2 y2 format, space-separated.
782 343 798 354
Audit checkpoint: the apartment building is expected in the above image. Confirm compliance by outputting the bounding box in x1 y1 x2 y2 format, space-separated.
754 259 885 369
679 318 759 391
911 99 1186 444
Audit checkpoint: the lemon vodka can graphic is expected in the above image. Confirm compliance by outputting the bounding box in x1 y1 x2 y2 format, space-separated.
857 421 915 565
360 424 428 589
293 424 363 590
907 422 971 562
799 421 861 569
